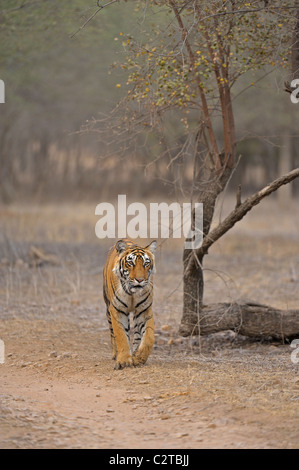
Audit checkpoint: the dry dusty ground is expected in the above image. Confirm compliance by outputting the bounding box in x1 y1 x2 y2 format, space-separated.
0 195 299 449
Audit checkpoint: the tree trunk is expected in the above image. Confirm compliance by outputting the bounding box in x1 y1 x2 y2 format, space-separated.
278 130 293 204
292 0 299 81
179 164 234 336
284 1 299 93
181 252 204 336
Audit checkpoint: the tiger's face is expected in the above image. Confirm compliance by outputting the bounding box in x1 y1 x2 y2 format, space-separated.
113 240 157 293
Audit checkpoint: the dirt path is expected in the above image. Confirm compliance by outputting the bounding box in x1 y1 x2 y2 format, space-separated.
1 318 299 449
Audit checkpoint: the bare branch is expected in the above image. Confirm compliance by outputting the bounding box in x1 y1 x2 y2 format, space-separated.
197 4 298 23
70 0 119 39
198 167 299 258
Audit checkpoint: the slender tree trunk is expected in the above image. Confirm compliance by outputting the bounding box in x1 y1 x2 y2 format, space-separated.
278 129 293 204
284 1 299 92
182 255 204 336
169 0 237 336
179 164 234 336
292 0 299 80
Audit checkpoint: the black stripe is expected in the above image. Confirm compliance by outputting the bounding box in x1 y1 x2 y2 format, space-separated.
135 291 151 309
112 303 128 315
112 283 128 308
103 288 110 306
128 249 141 255
116 293 128 307
135 304 152 319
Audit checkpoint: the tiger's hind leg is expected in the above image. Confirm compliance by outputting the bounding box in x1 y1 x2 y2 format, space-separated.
132 306 154 366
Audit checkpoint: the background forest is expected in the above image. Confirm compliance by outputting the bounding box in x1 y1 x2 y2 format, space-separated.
1 0 298 203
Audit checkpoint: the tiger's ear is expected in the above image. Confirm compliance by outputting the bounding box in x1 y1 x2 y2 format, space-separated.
146 240 157 254
116 239 127 254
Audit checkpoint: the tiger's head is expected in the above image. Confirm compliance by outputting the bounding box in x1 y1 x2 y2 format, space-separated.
113 239 157 294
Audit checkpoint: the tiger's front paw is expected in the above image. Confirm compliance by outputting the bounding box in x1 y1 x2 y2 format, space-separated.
114 354 133 370
132 353 148 367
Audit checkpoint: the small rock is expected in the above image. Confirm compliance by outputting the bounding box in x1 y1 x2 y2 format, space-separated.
161 324 171 331
61 352 72 358
20 362 32 367
174 338 183 344
48 351 58 358
208 423 217 429
156 338 166 345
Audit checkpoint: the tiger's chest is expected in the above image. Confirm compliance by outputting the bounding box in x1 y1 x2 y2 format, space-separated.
113 282 151 314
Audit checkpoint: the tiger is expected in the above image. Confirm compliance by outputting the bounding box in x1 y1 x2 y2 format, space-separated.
103 238 157 370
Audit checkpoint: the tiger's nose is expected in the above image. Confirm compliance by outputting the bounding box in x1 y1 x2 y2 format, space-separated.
136 278 144 283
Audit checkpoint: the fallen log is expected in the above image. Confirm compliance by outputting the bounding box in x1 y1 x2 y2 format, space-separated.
179 301 299 341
